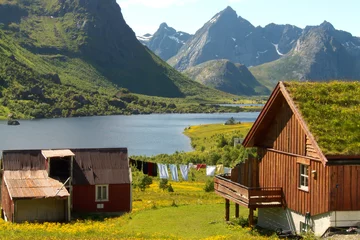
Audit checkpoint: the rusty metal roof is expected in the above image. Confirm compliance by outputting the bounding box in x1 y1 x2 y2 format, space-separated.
72 148 130 185
4 170 69 199
2 150 45 171
41 149 75 159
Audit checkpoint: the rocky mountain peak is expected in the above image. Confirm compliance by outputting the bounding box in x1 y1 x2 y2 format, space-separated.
320 21 335 32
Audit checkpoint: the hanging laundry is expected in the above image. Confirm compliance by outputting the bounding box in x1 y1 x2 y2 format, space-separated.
130 158 137 167
216 164 224 174
157 163 169 179
224 167 232 175
206 166 216 176
188 163 195 169
169 164 179 182
142 162 148 175
152 162 158 177
147 162 153 176
136 160 143 171
179 164 189 181
196 164 206 170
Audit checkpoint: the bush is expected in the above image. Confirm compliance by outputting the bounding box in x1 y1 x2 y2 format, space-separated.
133 169 153 191
204 179 214 192
159 178 169 191
167 184 174 192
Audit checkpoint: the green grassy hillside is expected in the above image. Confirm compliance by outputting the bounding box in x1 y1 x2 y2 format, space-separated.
0 0 238 119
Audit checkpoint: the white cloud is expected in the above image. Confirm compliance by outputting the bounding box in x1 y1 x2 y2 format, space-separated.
117 0 198 9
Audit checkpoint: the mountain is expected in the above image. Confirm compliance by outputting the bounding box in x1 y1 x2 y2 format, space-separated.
167 6 301 70
250 21 360 88
0 0 233 119
184 59 269 95
261 23 302 55
137 23 192 61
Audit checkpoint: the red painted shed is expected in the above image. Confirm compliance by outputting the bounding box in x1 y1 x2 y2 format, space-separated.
1 148 131 222
71 148 131 213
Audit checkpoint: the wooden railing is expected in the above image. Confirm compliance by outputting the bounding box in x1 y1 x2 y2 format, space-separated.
214 174 283 208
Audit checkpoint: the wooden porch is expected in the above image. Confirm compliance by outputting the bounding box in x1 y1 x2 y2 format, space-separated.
214 174 284 225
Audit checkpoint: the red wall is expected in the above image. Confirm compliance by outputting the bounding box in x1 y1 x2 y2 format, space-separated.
72 184 131 213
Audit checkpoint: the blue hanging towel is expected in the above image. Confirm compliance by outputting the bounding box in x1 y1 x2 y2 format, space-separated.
169 164 179 182
179 164 189 181
157 163 169 179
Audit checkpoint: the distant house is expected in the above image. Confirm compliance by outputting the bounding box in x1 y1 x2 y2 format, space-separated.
1 148 131 223
215 81 360 236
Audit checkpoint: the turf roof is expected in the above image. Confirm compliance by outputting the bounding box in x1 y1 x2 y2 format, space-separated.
284 81 360 156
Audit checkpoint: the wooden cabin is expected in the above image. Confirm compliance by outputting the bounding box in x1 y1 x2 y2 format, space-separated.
215 81 360 236
1 148 131 223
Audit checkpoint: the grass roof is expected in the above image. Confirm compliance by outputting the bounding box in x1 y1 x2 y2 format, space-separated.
284 81 360 156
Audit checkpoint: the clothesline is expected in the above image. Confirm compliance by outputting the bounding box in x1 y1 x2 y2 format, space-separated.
129 158 231 181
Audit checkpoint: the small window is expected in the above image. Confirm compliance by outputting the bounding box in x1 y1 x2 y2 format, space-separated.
299 164 309 191
96 185 109 202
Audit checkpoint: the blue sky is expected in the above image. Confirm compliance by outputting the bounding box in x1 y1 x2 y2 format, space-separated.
116 0 360 37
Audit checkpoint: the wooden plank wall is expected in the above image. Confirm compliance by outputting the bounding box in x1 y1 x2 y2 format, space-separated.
310 160 330 215
258 149 329 215
270 102 306 155
231 157 259 188
1 179 14 222
329 165 360 211
306 136 320 160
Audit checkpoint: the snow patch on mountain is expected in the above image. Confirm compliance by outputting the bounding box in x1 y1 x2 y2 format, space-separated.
256 50 268 59
210 15 220 23
245 32 252 38
137 34 153 43
272 43 284 56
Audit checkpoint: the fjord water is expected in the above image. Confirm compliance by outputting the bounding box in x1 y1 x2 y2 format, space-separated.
0 113 259 156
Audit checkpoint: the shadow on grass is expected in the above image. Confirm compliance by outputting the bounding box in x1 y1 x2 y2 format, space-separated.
71 211 127 221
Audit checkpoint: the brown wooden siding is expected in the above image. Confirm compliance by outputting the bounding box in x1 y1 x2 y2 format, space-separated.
231 157 259 188
1 180 14 222
259 99 306 156
306 136 320 160
310 160 330 215
258 149 329 215
329 165 360 211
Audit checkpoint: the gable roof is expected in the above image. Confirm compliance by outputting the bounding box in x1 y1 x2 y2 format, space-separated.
243 81 360 164
72 148 130 185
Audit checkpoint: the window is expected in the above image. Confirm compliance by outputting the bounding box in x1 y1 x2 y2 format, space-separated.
96 185 109 202
299 164 309 191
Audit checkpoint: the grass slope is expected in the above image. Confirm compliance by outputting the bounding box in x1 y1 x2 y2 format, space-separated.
249 55 308 90
184 122 252 151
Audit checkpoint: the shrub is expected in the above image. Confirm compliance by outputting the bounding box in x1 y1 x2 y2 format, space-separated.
204 179 214 192
159 178 169 191
167 184 174 192
133 169 152 191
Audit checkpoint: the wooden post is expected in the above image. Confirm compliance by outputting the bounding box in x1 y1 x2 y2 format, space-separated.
225 199 230 221
235 203 239 218
249 207 254 227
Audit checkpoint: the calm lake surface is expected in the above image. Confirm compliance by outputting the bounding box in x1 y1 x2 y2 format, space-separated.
0 112 259 156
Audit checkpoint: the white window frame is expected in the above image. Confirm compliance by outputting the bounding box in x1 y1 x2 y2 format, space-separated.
95 184 109 202
299 164 309 191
